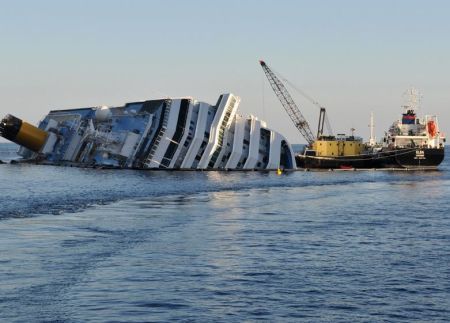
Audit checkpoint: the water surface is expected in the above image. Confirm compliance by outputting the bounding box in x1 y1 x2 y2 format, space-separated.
0 144 449 322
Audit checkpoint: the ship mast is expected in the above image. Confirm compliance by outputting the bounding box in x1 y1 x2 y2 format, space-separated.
369 112 376 146
402 87 421 113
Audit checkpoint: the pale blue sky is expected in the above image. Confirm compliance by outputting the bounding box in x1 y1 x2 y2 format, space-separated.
1 0 449 143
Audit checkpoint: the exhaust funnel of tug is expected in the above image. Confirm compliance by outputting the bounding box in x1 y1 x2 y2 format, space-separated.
0 114 48 152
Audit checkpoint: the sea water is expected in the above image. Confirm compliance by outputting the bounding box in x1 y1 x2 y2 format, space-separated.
0 143 449 322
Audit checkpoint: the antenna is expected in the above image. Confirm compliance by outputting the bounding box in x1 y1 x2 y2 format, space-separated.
402 87 422 112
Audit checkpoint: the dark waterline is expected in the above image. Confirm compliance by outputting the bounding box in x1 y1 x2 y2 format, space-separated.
0 143 449 321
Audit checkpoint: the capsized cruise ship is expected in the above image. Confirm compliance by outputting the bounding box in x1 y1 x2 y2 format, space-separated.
0 93 296 170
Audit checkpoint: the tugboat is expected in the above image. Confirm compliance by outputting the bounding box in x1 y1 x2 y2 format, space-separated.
378 88 445 169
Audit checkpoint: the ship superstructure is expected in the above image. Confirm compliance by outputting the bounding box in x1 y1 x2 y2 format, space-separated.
383 88 443 148
379 88 445 168
0 93 296 170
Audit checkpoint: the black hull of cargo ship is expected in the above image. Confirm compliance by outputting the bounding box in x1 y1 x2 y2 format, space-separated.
381 147 445 169
296 147 445 169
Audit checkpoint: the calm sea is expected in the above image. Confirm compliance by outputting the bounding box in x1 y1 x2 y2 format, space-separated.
0 143 449 322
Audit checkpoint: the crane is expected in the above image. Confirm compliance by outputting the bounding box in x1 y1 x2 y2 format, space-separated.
259 60 332 145
259 60 315 145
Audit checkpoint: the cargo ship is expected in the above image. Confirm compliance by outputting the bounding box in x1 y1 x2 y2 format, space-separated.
376 88 445 169
0 93 297 170
295 88 445 169
259 61 445 170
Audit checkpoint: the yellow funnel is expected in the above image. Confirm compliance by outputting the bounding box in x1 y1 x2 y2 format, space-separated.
0 114 48 152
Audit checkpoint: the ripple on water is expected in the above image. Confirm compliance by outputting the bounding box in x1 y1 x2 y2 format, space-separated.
0 145 449 321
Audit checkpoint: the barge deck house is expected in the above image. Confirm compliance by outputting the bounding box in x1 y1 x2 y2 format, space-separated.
0 93 296 170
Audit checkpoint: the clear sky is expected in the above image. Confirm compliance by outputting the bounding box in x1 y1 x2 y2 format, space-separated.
1 0 449 143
